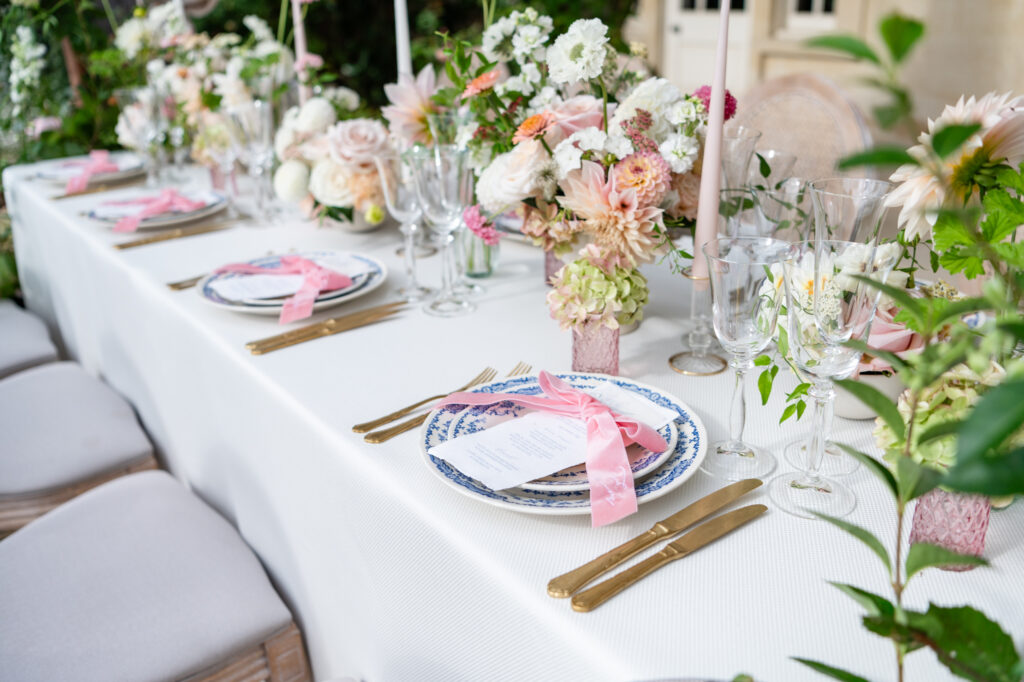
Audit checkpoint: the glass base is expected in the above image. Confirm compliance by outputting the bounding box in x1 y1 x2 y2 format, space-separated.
396 244 438 258
768 473 856 519
784 439 860 477
669 351 728 376
399 284 434 303
424 296 475 317
700 441 777 481
454 280 485 297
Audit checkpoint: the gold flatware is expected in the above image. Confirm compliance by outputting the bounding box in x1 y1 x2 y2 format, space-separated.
167 274 206 291
52 177 146 200
570 504 768 612
247 301 406 351
114 219 240 250
249 305 406 355
361 362 531 443
547 478 763 598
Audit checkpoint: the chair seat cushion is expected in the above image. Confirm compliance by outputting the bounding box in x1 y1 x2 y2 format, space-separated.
0 300 58 380
0 471 294 682
0 362 154 496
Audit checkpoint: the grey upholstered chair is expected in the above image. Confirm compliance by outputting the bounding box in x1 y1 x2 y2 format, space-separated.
0 362 158 534
0 299 58 380
0 470 312 682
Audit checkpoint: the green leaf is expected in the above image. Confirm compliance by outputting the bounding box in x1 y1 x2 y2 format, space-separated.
980 189 1024 242
835 379 905 441
851 274 925 323
835 444 898 498
879 13 925 63
920 604 1022 682
931 296 990 328
805 35 881 64
905 543 988 582
873 103 906 130
837 146 916 170
994 166 1024 195
916 420 962 444
945 446 1024 496
756 152 771 179
753 354 772 366
932 123 983 159
843 338 908 373
757 366 776 406
992 241 1024 269
957 380 1024 461
814 513 891 576
896 456 942 501
939 249 986 279
793 658 871 682
829 582 895 618
932 212 976 252
780 403 798 423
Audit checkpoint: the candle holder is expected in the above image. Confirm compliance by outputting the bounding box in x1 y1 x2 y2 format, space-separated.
668 267 728 376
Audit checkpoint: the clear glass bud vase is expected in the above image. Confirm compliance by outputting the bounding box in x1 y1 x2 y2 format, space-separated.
464 234 499 278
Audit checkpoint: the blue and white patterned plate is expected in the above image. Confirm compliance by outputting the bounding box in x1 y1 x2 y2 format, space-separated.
420 373 707 516
196 250 386 316
87 190 227 230
447 394 679 492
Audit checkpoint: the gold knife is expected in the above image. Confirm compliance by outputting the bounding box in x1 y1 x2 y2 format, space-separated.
570 504 768 612
246 301 406 350
250 308 403 355
114 220 239 250
547 479 762 598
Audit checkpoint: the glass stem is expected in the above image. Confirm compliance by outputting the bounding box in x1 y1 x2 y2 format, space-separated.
403 222 419 289
805 381 835 483
726 356 751 453
687 280 712 357
438 233 454 300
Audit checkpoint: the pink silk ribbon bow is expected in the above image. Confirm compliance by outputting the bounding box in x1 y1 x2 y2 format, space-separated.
215 255 353 325
436 371 669 527
64 151 120 194
103 189 207 233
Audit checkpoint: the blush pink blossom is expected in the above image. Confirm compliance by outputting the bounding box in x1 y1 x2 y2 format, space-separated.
383 65 438 144
463 204 501 246
693 85 737 121
295 53 324 74
544 95 608 146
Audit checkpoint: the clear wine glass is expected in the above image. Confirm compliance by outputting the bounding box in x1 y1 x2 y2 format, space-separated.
700 236 793 481
114 87 161 188
718 188 766 238
721 124 762 190
228 100 277 222
374 152 433 302
752 178 812 242
196 111 243 218
747 148 797 189
769 240 898 518
408 145 474 317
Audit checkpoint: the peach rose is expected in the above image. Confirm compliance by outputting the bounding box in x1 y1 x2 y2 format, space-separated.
544 95 608 147
327 118 391 173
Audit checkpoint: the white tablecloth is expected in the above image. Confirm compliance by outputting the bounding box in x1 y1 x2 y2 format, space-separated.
5 164 1022 682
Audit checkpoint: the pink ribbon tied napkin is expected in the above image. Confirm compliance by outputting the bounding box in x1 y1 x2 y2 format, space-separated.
64 151 120 194
436 371 669 527
215 255 353 325
103 189 207 233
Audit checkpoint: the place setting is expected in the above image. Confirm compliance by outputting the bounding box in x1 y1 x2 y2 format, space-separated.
38 151 147 198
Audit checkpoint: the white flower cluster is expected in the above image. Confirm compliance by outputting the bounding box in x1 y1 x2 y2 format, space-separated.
9 26 46 119
552 128 633 178
546 19 609 85
482 8 553 64
610 77 708 174
115 2 191 60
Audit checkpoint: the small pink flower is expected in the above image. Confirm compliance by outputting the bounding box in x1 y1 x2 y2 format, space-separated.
693 85 737 121
462 70 501 99
295 53 324 75
463 204 501 246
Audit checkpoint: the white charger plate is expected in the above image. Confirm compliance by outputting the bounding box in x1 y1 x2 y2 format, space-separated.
87 190 227 230
196 250 387 316
420 373 707 516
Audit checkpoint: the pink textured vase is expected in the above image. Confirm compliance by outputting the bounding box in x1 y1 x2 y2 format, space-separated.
572 322 619 375
544 250 563 286
909 489 990 571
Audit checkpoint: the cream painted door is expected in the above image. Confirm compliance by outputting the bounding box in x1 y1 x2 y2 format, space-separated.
661 0 754 95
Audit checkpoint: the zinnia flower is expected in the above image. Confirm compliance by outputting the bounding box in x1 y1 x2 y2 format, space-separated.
513 112 555 144
614 152 672 207
383 65 438 144
462 70 501 99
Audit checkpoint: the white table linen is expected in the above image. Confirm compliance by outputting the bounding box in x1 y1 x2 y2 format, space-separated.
5 163 1023 682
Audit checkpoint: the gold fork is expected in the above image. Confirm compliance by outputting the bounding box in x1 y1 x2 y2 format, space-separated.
362 362 532 444
352 366 498 434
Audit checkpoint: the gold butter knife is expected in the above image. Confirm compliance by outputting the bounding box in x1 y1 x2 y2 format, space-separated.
114 220 239 250
250 307 403 355
570 504 768 612
246 301 406 351
547 478 763 598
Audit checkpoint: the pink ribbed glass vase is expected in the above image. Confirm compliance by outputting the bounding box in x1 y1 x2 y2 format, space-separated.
572 321 619 375
909 489 990 571
544 250 563 286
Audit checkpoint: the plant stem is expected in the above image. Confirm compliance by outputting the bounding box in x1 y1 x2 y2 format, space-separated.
277 0 289 45
99 0 119 34
599 77 609 134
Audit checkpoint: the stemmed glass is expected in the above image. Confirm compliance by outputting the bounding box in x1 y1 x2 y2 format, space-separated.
408 144 475 317
752 178 812 242
721 124 762 190
374 151 433 302
718 188 765 238
700 237 793 480
228 100 276 221
196 111 243 218
769 240 898 518
747 149 797 189
781 177 895 475
114 87 162 188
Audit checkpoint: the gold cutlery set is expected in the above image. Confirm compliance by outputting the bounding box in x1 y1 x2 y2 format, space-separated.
549 479 766 612
114 218 243 250
354 362 531 444
245 301 406 355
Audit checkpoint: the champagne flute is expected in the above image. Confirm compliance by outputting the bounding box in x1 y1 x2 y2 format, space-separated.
228 100 276 221
700 237 793 480
114 87 161 188
375 151 433 302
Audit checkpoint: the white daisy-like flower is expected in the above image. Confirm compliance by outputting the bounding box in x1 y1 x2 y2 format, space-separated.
553 138 585 178
482 16 517 62
243 15 275 43
529 86 561 112
604 134 634 159
659 133 700 174
512 24 547 62
546 19 609 84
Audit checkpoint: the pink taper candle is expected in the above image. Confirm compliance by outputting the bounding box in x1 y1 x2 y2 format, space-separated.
290 0 312 104
394 0 413 78
692 0 730 279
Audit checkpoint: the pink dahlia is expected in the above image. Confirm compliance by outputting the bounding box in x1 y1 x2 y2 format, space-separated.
613 151 672 208
693 85 737 121
382 65 438 145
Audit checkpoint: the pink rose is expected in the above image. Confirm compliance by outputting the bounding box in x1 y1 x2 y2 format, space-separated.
545 96 608 146
327 118 391 173
857 305 925 374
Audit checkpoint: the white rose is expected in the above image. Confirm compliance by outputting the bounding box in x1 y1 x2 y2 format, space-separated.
308 159 354 208
273 160 311 203
612 77 684 143
476 139 546 213
274 125 297 161
326 118 390 172
295 97 337 134
323 86 361 111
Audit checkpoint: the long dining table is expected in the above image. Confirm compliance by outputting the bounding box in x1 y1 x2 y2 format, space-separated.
4 162 1023 682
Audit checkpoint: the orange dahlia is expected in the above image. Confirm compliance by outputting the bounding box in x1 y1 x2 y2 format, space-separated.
512 112 555 144
461 70 501 99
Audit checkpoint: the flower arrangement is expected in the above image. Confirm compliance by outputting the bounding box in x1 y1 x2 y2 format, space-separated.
547 255 649 331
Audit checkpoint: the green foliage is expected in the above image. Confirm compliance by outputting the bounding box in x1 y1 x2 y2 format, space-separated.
805 35 880 64
793 658 870 682
919 605 1022 682
905 543 987 582
835 378 905 441
836 146 916 170
0 213 18 299
932 123 983 159
879 13 925 64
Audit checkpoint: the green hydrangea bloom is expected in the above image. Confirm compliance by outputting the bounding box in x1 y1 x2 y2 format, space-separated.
547 259 648 331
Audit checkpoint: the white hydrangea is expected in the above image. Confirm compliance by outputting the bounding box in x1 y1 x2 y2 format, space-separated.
529 86 560 112
573 127 608 152
512 24 547 63
243 15 275 43
546 19 609 84
553 139 584 179
604 134 634 159
495 75 533 98
482 16 517 62
659 133 700 174
115 18 152 60
612 77 684 143
9 26 46 118
667 97 704 127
